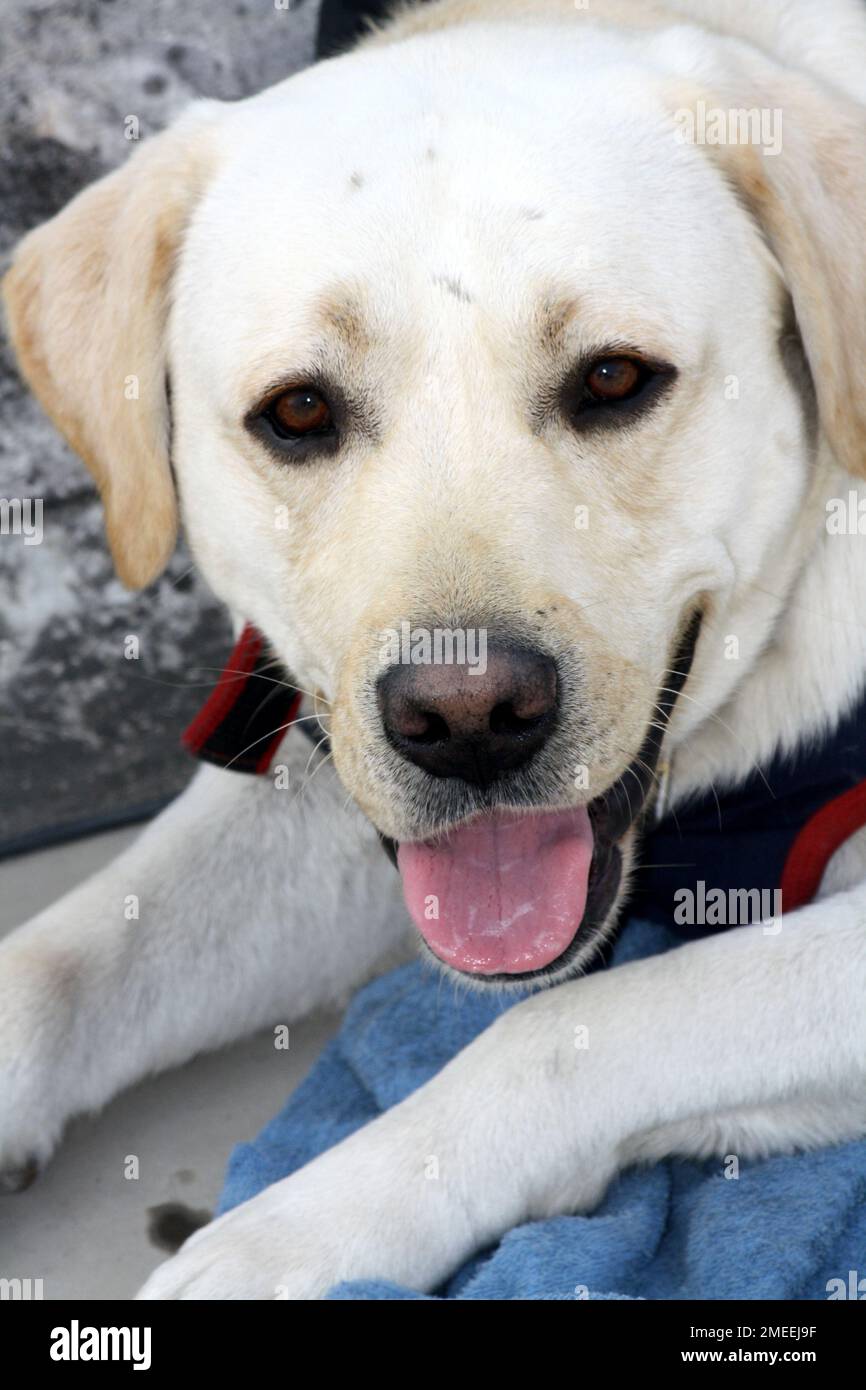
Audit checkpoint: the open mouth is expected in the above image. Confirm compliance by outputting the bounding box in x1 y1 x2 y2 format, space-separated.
398 805 597 977
390 611 703 983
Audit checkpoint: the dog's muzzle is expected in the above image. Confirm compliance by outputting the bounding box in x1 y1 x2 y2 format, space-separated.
384 610 703 982
183 612 702 983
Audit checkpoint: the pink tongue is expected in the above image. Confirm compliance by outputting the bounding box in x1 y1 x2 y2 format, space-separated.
397 808 594 976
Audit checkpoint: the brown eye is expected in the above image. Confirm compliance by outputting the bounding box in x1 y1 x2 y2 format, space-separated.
563 351 676 431
268 387 333 438
585 357 643 401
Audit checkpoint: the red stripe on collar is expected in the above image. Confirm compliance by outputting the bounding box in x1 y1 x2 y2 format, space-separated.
780 777 866 912
182 623 301 773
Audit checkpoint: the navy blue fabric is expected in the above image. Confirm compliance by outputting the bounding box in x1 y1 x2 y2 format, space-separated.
217 919 866 1300
633 695 866 938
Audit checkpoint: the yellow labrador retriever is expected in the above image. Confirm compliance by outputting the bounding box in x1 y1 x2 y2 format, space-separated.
2 0 866 1298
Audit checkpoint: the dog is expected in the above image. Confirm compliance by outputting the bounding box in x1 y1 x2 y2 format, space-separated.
2 0 866 1299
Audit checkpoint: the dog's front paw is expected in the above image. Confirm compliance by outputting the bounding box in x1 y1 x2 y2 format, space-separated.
137 1185 344 1300
136 1112 459 1300
0 941 84 1189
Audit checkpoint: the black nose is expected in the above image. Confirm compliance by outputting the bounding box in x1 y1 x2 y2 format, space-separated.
377 642 558 787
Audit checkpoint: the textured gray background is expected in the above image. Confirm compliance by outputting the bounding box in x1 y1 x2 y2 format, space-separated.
0 0 318 851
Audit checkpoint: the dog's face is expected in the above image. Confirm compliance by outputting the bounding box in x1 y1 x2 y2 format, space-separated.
5 20 866 985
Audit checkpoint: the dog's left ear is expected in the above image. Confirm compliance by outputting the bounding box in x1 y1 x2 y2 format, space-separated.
1 102 220 588
672 62 866 478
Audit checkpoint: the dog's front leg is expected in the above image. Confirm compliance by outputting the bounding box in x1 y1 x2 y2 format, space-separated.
138 887 866 1299
0 738 408 1187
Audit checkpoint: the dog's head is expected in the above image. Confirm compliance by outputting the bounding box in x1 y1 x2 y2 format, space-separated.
5 16 866 984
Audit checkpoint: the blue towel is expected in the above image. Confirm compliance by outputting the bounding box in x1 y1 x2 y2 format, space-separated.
217 919 866 1299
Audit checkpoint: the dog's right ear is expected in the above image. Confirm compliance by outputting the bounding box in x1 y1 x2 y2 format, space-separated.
667 63 866 482
1 103 220 589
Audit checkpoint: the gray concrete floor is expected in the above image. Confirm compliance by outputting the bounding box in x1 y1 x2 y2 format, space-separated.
0 827 341 1300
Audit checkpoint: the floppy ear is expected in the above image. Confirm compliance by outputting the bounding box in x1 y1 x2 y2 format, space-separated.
673 64 866 478
1 104 219 588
